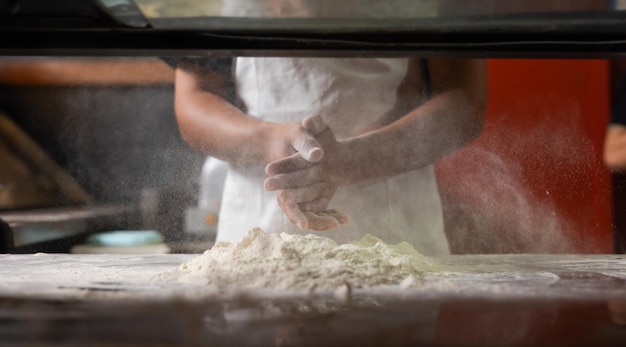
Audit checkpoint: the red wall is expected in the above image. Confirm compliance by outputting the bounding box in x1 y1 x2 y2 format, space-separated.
436 59 612 254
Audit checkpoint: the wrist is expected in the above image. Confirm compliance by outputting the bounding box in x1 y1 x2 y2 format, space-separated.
335 134 383 185
255 121 288 164
333 139 360 186
226 118 275 168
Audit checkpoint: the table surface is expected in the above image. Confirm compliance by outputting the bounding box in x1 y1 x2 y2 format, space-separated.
2 253 626 301
3 253 626 347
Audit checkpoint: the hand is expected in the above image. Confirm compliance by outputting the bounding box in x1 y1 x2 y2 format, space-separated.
264 115 349 231
263 119 325 164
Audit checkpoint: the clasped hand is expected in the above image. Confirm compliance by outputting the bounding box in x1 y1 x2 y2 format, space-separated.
264 115 349 231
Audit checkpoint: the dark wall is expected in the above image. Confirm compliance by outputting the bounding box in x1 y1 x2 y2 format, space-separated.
0 84 204 239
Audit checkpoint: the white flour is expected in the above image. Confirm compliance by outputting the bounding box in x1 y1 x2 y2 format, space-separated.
164 228 444 291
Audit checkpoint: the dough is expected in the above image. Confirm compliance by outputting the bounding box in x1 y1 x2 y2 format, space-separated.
164 228 444 291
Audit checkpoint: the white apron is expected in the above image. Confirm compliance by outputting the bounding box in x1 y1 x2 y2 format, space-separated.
215 57 449 256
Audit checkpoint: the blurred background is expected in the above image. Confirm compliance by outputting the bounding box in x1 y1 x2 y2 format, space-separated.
0 0 623 255
0 56 617 254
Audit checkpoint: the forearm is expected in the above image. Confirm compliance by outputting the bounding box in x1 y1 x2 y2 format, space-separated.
175 67 325 170
334 58 487 185
174 68 278 168
337 87 485 185
176 90 269 165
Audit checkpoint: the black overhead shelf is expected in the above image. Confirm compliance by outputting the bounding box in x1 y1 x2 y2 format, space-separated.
0 1 625 58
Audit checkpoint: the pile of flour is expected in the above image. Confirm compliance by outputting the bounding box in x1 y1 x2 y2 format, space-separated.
164 228 444 291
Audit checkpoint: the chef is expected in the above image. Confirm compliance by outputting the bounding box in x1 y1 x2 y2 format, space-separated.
173 3 487 257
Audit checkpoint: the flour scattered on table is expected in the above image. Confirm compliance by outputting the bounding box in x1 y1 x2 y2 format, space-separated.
161 228 445 290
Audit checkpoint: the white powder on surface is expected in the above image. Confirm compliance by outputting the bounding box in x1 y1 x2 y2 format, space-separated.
163 228 444 291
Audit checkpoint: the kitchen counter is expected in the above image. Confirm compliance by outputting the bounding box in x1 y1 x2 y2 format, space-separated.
2 253 626 346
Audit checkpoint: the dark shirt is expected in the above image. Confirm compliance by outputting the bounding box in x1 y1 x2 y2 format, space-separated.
611 77 626 125
161 57 233 75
